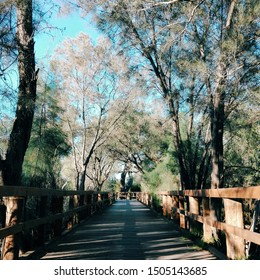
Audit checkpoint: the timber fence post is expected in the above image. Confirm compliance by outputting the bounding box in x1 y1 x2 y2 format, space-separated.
167 194 173 219
141 192 144 204
188 196 200 234
93 193 98 214
172 195 179 223
67 195 75 229
224 198 245 259
51 195 63 237
86 193 92 216
202 197 212 243
78 194 85 221
162 194 167 217
38 195 48 244
149 193 153 208
179 194 186 229
2 196 24 259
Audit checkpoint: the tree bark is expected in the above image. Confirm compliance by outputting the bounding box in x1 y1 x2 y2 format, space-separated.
1 197 24 260
210 60 226 189
4 0 37 185
207 0 238 243
210 0 238 190
206 58 226 243
167 97 190 190
1 0 37 260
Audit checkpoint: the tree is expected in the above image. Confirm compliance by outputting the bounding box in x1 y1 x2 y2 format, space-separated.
108 106 171 166
224 94 260 187
85 148 115 191
71 0 211 190
73 0 259 191
51 33 138 190
209 0 259 189
22 76 71 189
0 1 16 92
0 2 17 185
1 0 38 185
68 0 259 245
0 0 38 260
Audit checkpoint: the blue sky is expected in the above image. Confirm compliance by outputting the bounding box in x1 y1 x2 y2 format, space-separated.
34 10 101 62
0 8 100 119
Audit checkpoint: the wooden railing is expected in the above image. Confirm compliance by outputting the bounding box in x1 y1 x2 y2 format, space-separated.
137 186 260 260
116 192 139 200
1 186 259 260
0 186 115 258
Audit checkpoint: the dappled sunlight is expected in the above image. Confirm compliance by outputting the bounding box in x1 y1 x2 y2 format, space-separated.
137 231 176 236
25 200 217 260
131 208 150 212
135 221 167 226
75 227 125 234
142 239 193 249
157 251 217 260
42 248 120 260
86 223 125 228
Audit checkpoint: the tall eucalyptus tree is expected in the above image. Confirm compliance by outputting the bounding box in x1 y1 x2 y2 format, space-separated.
0 0 38 260
73 0 259 191
51 33 139 190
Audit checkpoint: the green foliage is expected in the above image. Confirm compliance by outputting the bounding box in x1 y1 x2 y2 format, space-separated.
19 0 260 192
105 177 121 192
143 170 161 191
224 102 260 187
129 183 141 192
143 154 180 192
150 193 162 213
78 0 260 191
22 78 71 188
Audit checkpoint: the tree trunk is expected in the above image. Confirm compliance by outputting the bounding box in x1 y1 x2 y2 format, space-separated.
120 168 127 192
78 166 87 191
208 58 226 243
1 197 24 260
1 0 37 260
168 97 190 190
210 0 237 190
210 60 226 189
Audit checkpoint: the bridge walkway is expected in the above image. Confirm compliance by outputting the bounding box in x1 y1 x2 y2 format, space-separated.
22 200 218 260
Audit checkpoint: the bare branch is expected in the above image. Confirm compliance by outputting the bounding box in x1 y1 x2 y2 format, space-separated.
225 0 238 29
180 0 205 36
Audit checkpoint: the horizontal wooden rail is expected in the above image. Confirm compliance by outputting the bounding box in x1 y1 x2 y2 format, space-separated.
137 186 260 260
0 185 110 197
0 204 91 239
188 212 260 246
1 186 259 260
158 186 260 199
116 192 139 200
0 186 115 258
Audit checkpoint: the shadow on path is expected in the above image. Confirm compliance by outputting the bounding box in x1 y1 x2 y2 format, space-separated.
21 200 217 260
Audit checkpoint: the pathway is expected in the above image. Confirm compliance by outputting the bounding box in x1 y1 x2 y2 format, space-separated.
22 200 218 260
